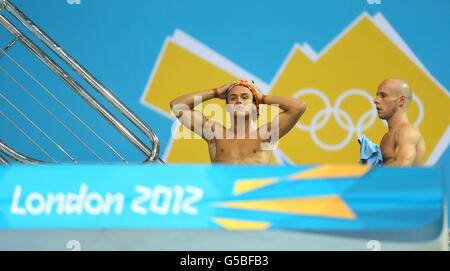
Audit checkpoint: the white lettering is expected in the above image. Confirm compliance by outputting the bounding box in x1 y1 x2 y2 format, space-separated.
9 184 203 217
172 185 184 215
10 185 26 215
130 185 203 216
9 184 125 216
131 185 151 215
150 185 172 215
45 193 65 215
25 192 46 215
65 183 87 215
84 192 104 215
182 186 203 215
104 193 124 215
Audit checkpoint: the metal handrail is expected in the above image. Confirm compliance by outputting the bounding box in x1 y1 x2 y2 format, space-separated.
0 0 165 164
0 152 9 165
2 0 161 162
0 37 16 58
0 139 45 164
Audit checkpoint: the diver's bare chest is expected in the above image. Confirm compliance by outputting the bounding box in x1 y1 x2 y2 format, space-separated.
215 139 262 156
380 132 396 160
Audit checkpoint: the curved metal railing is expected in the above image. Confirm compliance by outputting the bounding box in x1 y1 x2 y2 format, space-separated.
0 0 165 165
0 139 44 164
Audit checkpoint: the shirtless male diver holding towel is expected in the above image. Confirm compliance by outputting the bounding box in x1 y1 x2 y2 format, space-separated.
373 78 426 166
170 80 306 164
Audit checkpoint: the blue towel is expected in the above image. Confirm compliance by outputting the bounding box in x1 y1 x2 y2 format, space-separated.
358 135 383 166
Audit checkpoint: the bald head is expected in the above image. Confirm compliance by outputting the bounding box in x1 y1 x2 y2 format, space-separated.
378 78 412 106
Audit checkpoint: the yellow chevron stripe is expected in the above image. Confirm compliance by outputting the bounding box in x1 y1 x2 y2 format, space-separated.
287 165 369 180
213 217 271 230
216 195 356 219
233 178 279 195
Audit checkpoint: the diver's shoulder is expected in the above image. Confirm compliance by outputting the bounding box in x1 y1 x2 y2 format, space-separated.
397 124 423 142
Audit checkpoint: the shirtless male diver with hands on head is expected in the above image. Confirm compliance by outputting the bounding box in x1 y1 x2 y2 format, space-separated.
170 80 306 164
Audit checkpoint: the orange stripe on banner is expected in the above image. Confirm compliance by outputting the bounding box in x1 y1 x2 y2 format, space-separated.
287 165 369 180
216 195 356 219
233 178 279 195
213 217 271 230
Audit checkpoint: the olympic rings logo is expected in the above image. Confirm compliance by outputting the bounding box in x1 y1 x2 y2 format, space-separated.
292 88 424 151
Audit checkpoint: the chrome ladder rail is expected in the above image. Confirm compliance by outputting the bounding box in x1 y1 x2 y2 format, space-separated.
0 0 164 164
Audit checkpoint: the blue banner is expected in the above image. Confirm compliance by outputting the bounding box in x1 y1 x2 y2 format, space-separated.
1 0 449 232
0 164 444 242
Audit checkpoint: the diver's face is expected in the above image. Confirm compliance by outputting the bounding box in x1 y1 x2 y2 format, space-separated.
226 86 255 117
374 85 399 120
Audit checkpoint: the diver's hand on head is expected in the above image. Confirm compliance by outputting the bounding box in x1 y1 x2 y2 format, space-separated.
251 83 265 103
216 81 239 99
